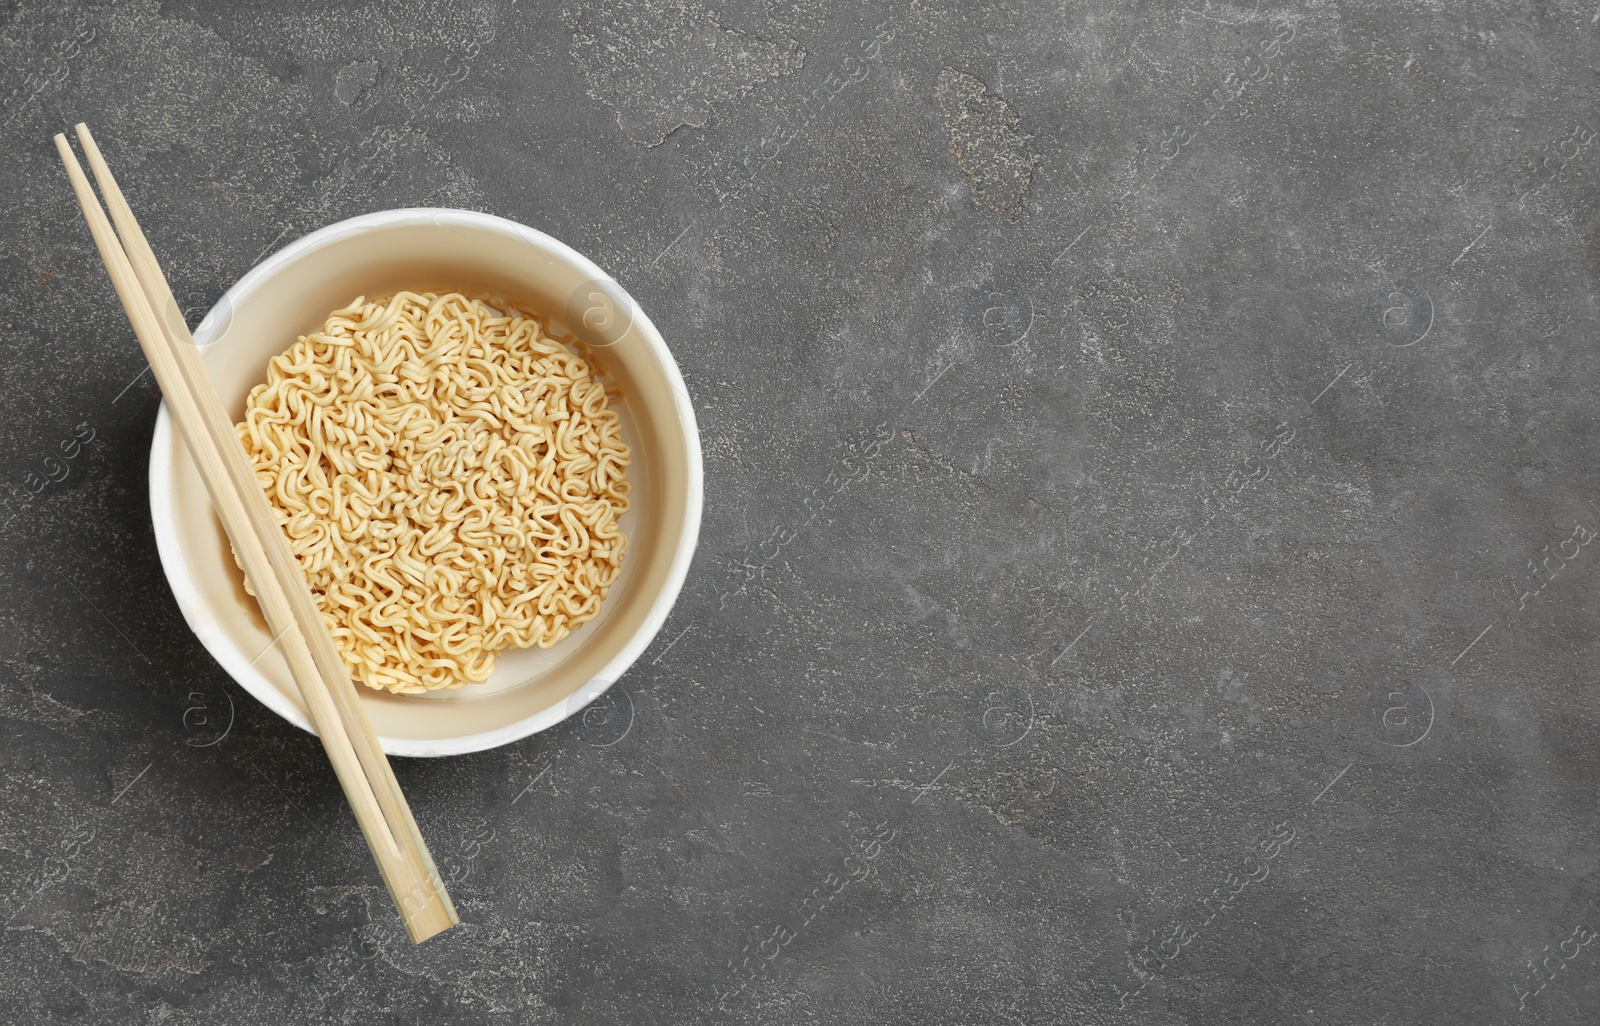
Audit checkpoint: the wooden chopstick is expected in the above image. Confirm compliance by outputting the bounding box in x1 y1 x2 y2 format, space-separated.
70 123 457 940
55 127 457 943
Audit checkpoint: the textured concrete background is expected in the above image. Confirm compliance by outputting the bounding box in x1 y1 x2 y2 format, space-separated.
3 0 1600 1022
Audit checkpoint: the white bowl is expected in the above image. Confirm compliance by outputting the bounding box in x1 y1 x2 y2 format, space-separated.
149 209 702 757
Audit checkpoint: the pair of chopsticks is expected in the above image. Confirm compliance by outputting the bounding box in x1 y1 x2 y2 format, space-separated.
55 125 458 944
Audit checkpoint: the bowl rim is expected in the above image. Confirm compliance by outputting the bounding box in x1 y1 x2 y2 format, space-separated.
148 207 703 757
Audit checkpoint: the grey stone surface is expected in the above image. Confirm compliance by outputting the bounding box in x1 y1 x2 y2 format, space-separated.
2 0 1600 1022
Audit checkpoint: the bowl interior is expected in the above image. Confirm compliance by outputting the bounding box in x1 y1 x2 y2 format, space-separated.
152 211 697 756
